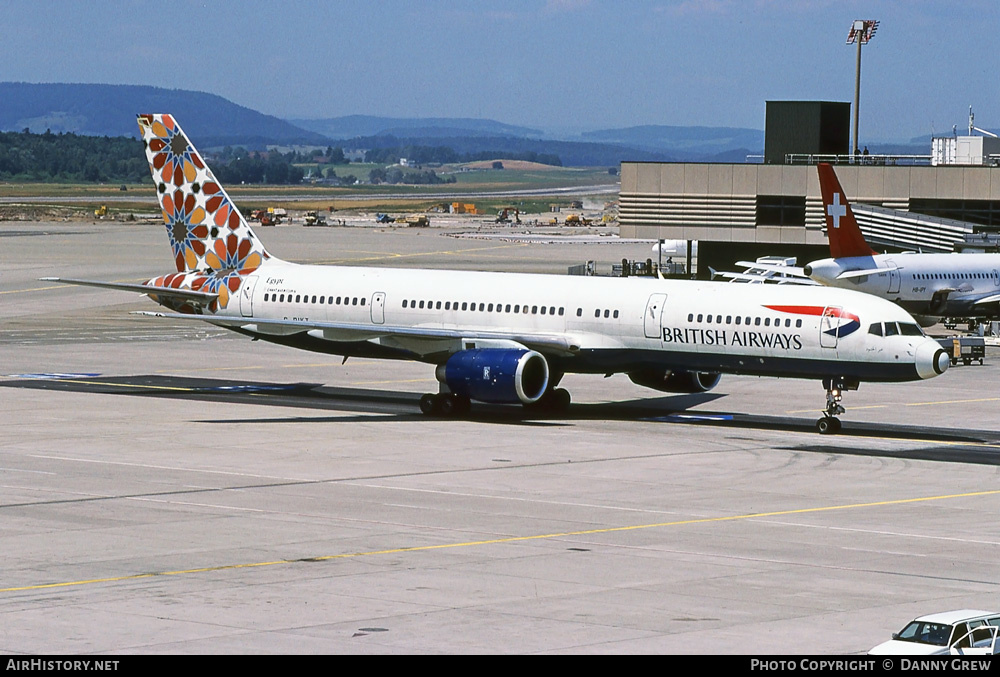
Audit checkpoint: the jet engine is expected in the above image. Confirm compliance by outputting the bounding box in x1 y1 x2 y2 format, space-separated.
436 349 549 404
627 368 721 394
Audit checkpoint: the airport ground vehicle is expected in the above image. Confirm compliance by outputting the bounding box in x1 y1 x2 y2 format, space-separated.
43 114 951 431
935 336 985 366
869 610 1000 655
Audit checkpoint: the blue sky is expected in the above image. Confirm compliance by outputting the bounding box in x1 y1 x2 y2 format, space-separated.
6 0 999 141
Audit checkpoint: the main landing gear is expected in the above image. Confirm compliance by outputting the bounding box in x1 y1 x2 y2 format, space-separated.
816 377 859 434
419 392 471 417
417 386 571 417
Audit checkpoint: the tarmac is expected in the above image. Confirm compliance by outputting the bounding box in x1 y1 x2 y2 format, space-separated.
2 220 999 654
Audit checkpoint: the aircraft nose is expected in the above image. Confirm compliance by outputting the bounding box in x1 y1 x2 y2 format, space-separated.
915 338 949 379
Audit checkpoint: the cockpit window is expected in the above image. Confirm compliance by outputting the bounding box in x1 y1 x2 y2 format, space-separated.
868 323 883 337
884 322 899 337
899 323 924 337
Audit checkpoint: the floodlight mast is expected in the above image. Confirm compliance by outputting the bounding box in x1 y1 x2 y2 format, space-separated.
847 19 878 160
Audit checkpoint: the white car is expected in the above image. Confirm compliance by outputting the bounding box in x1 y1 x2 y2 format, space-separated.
869 610 1000 655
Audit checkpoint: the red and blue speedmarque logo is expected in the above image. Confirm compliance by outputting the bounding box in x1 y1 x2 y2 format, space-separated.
765 305 861 339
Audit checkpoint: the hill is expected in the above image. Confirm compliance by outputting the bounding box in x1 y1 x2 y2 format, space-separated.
0 83 327 148
288 115 544 140
581 124 763 157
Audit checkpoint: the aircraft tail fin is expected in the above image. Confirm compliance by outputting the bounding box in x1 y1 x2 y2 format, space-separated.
137 114 272 277
817 163 876 259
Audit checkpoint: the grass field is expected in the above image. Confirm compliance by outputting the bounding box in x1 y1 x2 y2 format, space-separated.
0 162 618 217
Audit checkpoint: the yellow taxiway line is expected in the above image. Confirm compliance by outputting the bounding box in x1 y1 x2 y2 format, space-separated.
4 488 998 594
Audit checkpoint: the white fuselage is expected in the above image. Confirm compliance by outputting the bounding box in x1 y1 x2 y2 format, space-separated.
806 252 1000 320
202 258 947 383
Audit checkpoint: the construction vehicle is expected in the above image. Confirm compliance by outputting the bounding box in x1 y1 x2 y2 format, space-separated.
495 207 521 224
94 205 109 218
564 214 593 226
402 214 429 227
375 213 395 223
304 211 327 227
251 207 285 226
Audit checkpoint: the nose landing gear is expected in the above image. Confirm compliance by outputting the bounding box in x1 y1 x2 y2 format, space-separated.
817 377 859 434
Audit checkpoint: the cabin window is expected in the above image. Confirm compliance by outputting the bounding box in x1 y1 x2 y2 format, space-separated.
488 303 494 312
579 308 584 317
707 315 713 324
595 309 601 318
613 310 619 319
796 319 802 328
754 317 761 326
735 316 742 325
558 308 564 316
688 313 694 322
697 314 703 322
506 304 511 312
603 309 609 318
540 306 547 315
402 300 408 308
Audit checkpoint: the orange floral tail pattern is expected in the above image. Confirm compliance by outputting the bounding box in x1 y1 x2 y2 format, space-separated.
138 114 271 311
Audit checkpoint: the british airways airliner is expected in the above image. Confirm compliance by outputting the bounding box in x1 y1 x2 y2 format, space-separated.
43 115 950 434
805 163 1000 325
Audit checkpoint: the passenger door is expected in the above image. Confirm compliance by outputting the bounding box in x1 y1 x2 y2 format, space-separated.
370 292 386 324
820 306 840 349
240 275 258 318
644 293 667 339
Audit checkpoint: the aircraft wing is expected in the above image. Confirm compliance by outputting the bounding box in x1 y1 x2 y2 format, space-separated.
132 311 584 356
718 261 817 285
40 277 219 304
734 261 809 277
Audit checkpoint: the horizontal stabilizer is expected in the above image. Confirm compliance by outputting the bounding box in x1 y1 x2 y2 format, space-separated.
835 267 895 280
41 277 218 303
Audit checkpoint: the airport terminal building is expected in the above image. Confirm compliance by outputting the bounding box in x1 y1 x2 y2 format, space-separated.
618 102 1000 276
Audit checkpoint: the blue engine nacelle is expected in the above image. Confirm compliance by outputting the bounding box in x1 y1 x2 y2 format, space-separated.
435 349 549 404
627 368 721 393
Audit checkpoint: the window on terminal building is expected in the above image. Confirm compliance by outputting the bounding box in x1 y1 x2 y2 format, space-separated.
756 195 806 227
